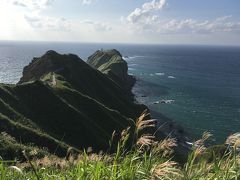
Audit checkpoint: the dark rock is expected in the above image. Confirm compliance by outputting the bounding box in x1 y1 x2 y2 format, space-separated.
87 49 136 91
0 49 148 159
18 50 87 84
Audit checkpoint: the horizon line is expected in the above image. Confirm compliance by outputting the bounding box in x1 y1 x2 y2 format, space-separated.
0 39 240 47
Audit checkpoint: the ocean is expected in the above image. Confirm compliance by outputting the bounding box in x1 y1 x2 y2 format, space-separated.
0 41 240 143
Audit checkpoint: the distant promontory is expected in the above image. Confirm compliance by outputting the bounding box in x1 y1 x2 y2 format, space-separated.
0 49 147 159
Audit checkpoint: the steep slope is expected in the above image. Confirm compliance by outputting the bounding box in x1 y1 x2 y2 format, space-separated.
0 50 146 159
19 50 145 119
87 49 136 91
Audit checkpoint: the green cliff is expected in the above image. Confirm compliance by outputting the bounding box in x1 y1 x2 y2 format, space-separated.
0 50 146 159
87 49 136 91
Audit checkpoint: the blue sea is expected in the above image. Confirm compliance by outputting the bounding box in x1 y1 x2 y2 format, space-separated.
0 41 240 143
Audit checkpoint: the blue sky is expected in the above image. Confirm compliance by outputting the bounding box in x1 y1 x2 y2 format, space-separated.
0 0 240 45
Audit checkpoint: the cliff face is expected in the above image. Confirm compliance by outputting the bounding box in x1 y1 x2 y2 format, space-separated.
87 49 135 91
19 50 144 118
18 50 88 84
87 49 192 158
0 50 146 159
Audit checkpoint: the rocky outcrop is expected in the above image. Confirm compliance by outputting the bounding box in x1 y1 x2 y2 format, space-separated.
18 50 145 118
87 49 135 91
0 50 147 159
18 50 88 84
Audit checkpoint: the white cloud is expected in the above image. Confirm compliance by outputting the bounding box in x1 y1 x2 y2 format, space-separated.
12 0 55 10
155 16 240 34
125 4 240 35
142 0 166 11
127 0 166 24
1 0 239 45
13 1 27 7
82 20 112 31
80 0 96 5
125 0 240 35
24 13 71 31
8 0 71 32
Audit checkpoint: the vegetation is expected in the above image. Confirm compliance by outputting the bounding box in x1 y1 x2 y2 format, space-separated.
1 111 240 179
0 50 146 159
1 49 238 179
87 49 136 91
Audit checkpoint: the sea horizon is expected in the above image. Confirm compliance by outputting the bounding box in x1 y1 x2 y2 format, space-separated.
1 0 240 178
0 41 239 144
1 40 240 48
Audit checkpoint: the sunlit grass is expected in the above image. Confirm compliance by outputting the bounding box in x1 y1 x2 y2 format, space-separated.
1 111 240 179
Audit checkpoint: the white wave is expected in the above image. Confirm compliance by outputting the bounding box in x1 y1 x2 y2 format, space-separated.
150 73 154 76
164 99 175 104
130 55 146 59
168 76 176 79
123 55 147 60
128 64 137 67
128 67 136 71
155 72 165 76
153 99 175 104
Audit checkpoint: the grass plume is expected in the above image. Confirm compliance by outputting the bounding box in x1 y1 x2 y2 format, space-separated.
1 112 240 179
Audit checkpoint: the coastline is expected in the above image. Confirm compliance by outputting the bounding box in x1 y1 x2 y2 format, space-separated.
131 75 193 156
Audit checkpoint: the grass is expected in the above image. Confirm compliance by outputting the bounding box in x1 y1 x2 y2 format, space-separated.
1 149 240 179
0 49 238 179
0 49 147 160
0 78 138 153
1 111 240 179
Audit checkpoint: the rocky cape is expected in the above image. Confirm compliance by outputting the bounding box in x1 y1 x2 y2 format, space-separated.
0 49 149 159
87 49 136 91
0 49 196 161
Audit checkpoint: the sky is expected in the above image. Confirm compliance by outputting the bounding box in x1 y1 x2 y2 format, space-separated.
0 0 240 45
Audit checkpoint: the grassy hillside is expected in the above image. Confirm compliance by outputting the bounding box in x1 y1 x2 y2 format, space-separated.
0 50 147 160
0 112 238 179
87 49 136 91
0 47 238 179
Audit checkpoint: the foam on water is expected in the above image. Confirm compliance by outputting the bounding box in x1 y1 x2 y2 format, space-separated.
1 42 240 144
128 64 137 67
128 45 240 143
155 72 165 76
128 68 136 71
123 55 147 60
